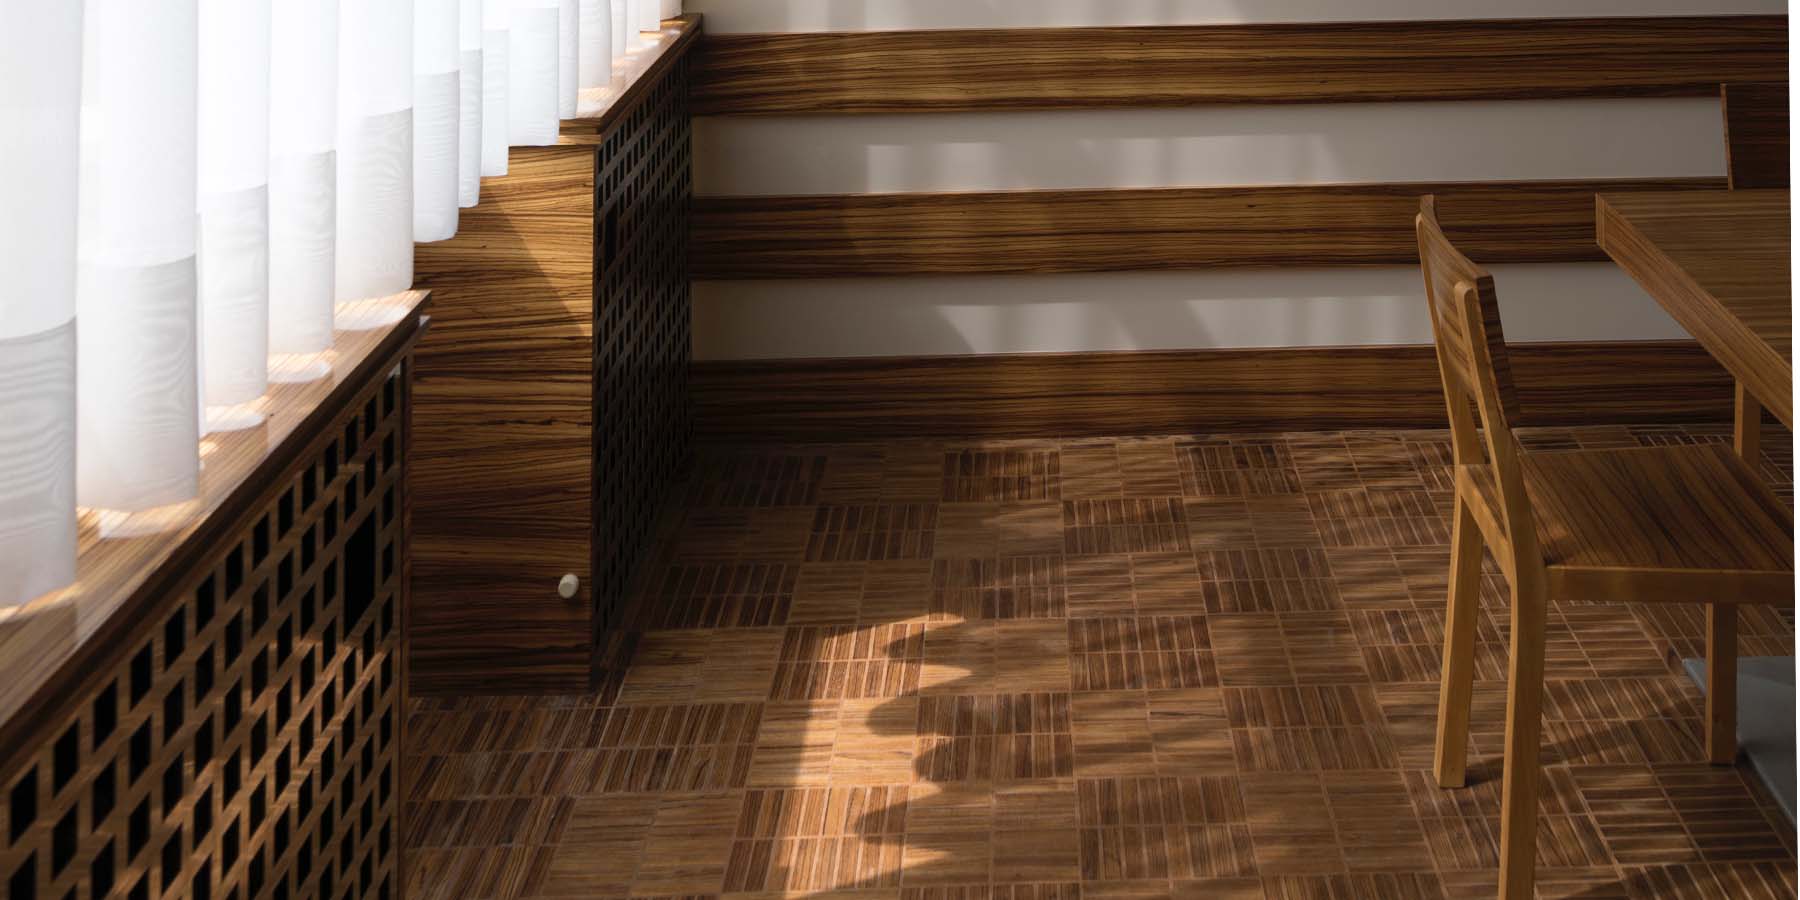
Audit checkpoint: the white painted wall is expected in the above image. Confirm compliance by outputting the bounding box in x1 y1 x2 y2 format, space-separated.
686 0 1783 34
691 1 1750 360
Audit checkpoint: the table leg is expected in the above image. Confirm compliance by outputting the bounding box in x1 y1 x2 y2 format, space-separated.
1705 382 1762 765
1734 382 1763 466
1707 604 1739 765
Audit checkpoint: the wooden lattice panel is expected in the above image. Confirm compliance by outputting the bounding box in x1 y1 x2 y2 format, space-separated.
1 362 413 900
593 53 694 634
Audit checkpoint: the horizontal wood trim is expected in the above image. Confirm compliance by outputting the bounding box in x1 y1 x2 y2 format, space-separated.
692 178 1725 278
691 16 1788 116
693 341 1735 441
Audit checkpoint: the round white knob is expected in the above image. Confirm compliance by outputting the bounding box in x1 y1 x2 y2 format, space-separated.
558 573 580 599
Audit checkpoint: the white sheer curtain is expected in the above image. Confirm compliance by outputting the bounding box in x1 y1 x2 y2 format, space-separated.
480 0 511 177
0 1 82 606
2 0 682 605
416 0 461 242
76 0 202 516
579 0 614 93
509 0 561 146
338 1 415 305
270 0 341 357
459 0 484 207
199 0 274 415
559 0 579 118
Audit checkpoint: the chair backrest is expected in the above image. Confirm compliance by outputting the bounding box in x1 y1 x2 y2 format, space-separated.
1415 196 1536 558
1723 83 1790 190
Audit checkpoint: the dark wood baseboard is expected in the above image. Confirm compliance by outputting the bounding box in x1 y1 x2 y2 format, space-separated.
693 341 1735 442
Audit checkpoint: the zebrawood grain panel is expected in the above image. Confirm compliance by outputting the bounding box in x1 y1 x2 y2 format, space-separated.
413 146 600 695
411 47 695 695
692 342 1733 442
1 299 420 900
1724 83 1791 190
692 179 1725 278
691 16 1788 116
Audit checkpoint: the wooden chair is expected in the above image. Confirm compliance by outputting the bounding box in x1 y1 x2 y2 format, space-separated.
1415 196 1794 900
1722 82 1790 190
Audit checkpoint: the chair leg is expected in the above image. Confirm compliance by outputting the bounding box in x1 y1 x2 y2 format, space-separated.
1435 499 1483 789
1498 575 1548 900
1707 603 1739 765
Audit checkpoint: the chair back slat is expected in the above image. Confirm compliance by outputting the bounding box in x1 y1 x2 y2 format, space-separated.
1415 196 1536 555
1415 196 1522 440
1723 83 1790 190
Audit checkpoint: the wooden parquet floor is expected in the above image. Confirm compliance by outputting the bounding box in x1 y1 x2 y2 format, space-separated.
404 425 1797 900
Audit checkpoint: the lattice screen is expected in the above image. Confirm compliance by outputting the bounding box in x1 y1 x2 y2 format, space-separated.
1 362 411 900
593 55 694 636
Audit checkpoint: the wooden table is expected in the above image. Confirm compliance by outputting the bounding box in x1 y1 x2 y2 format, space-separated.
1596 189 1792 462
1597 189 1793 780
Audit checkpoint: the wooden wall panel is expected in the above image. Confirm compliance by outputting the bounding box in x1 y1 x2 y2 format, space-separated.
692 178 1725 278
412 146 599 694
1723 82 1792 189
692 16 1788 116
409 47 696 696
692 341 1734 441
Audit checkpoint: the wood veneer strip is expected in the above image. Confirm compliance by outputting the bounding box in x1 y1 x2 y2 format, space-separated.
412 146 600 694
692 179 1726 278
692 341 1733 441
691 16 1789 116
1723 82 1791 190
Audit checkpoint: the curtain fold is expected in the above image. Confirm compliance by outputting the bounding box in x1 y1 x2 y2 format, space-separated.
481 0 511 176
579 0 614 92
337 0 416 305
559 0 579 118
416 0 462 242
509 0 561 146
270 0 341 356
459 0 484 207
198 0 274 411
0 0 83 607
76 0 203 514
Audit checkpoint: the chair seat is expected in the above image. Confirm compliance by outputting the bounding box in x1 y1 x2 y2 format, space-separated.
1461 444 1794 600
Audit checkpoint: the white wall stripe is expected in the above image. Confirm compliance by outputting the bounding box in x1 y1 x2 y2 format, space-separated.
696 99 1727 197
694 264 1689 360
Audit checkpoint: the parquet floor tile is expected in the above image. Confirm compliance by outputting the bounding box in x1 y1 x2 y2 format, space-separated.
406 426 1796 899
